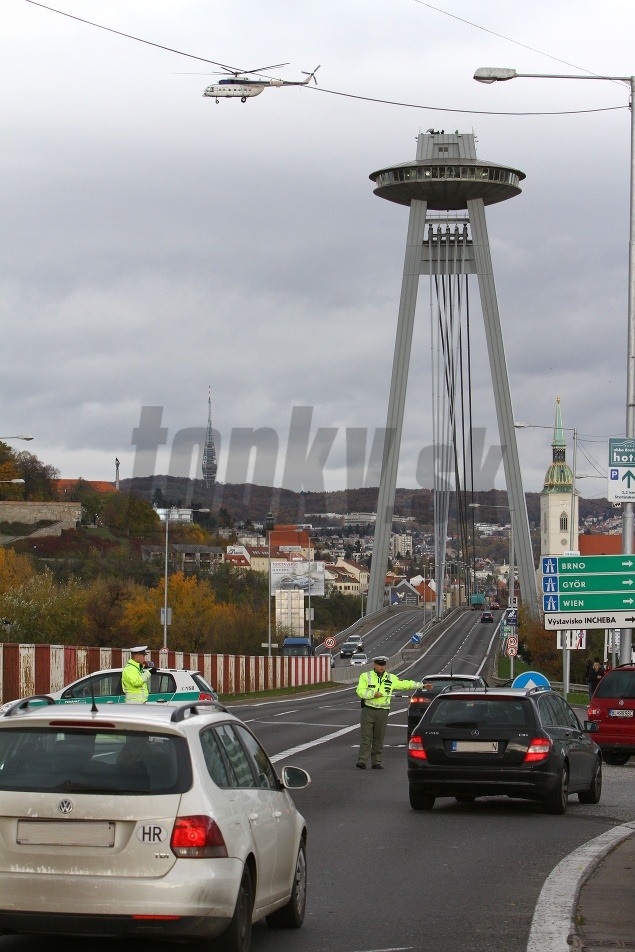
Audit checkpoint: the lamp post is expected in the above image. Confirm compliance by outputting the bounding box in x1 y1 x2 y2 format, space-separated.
474 65 635 667
160 507 190 651
0 479 25 484
0 436 33 442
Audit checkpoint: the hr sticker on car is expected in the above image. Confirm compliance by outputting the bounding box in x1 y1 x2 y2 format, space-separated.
137 824 168 843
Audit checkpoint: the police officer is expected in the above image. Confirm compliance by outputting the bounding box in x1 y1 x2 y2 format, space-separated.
122 646 156 703
355 655 422 769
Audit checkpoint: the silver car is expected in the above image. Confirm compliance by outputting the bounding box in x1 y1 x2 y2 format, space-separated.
0 697 310 951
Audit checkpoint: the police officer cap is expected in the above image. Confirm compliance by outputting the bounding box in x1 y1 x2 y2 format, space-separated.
129 645 148 654
373 655 389 665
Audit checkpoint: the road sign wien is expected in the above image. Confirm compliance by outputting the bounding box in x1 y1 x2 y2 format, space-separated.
543 611 635 629
543 593 635 612
511 671 550 689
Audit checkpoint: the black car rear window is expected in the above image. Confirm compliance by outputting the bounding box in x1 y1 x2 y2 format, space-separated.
419 679 478 693
594 670 635 699
429 697 532 729
0 728 192 794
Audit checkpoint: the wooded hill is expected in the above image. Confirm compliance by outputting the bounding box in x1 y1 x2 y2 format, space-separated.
121 477 615 529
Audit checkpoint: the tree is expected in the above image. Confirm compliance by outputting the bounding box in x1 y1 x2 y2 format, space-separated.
82 577 134 647
0 571 85 644
122 572 219 651
15 451 59 501
100 492 160 537
65 479 103 525
0 549 35 594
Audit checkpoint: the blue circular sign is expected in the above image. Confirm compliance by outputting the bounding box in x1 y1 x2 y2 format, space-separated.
511 671 550 689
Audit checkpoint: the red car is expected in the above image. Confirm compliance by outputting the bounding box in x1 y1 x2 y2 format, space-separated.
490 601 500 610
587 664 635 765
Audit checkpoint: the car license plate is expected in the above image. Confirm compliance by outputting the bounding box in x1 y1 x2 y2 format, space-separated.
17 820 115 847
609 709 634 717
451 741 499 753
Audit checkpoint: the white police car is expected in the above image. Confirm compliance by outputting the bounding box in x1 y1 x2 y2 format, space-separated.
2 668 219 711
0 696 310 950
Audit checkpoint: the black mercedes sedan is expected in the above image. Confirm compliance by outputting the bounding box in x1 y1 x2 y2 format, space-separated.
407 687 601 814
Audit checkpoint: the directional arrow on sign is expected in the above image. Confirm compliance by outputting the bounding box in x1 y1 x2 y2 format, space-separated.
623 470 635 488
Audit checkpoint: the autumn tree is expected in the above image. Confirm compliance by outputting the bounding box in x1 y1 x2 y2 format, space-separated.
0 549 35 594
15 451 59 501
0 571 85 644
100 492 160 537
82 577 135 647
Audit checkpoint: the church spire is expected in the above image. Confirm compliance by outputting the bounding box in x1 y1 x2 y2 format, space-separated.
202 387 218 488
543 397 573 492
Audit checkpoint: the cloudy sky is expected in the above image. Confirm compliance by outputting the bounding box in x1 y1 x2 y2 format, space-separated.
2 0 632 500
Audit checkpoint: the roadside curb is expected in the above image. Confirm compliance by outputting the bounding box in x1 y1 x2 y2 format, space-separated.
526 821 635 952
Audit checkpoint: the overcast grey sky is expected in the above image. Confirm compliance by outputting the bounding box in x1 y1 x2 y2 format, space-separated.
2 0 632 498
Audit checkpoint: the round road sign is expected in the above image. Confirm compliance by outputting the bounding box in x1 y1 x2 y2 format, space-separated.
506 644 518 657
324 637 336 649
507 635 518 648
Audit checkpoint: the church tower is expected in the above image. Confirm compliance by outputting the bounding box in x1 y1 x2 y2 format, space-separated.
540 398 578 555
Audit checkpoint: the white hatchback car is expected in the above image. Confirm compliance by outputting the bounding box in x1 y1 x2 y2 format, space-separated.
0 696 310 951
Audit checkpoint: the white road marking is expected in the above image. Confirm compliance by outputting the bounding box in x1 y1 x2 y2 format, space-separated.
526 821 635 952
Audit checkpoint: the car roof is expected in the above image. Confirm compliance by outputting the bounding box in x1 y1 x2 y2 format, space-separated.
428 687 548 700
421 673 483 680
0 698 231 729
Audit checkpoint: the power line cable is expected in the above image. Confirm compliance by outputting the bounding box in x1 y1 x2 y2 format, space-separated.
20 0 629 117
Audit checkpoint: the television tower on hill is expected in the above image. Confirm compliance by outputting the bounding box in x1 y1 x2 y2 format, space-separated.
202 387 217 488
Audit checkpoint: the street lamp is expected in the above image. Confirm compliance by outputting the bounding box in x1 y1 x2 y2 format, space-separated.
159 507 190 651
474 66 635 667
0 436 33 442
0 479 25 484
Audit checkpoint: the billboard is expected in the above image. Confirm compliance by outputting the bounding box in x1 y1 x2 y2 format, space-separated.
270 560 325 597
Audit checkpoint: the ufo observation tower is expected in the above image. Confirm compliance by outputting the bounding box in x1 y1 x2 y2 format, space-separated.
365 130 537 617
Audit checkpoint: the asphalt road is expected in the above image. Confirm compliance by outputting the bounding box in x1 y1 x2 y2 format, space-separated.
3 609 634 952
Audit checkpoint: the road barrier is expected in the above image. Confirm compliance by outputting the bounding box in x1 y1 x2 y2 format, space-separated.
0 643 331 703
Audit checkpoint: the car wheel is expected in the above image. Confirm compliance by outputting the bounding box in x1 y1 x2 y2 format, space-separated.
544 764 569 815
578 758 602 804
454 795 476 803
409 786 435 810
266 840 307 929
603 751 631 766
215 866 253 952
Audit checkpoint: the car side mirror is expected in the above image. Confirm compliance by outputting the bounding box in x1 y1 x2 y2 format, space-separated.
584 720 599 733
280 765 311 789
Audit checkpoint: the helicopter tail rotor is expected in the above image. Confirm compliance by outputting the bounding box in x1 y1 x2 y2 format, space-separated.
302 65 320 85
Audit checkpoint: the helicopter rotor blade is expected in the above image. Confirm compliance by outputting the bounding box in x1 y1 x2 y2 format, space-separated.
245 62 290 76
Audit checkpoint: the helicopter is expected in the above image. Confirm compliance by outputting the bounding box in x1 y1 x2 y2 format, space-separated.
202 64 320 103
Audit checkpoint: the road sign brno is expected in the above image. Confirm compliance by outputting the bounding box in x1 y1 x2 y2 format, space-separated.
506 644 517 657
324 637 336 648
541 555 635 575
507 635 518 648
